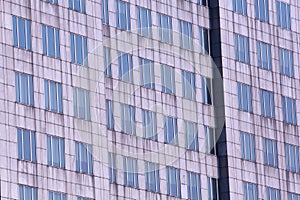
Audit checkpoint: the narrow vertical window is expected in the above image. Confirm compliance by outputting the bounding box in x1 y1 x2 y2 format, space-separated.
166 167 181 197
205 126 216 155
73 87 91 120
44 80 63 113
75 141 93 174
279 48 294 77
12 16 31 50
158 13 173 44
276 1 291 30
102 0 109 24
240 132 256 161
42 25 60 58
116 0 131 30
255 0 269 22
142 109 157 140
263 138 278 167
233 0 247 15
237 82 253 112
17 128 36 162
266 187 281 200
123 156 138 188
164 116 178 145
185 121 199 151
140 58 155 89
179 20 193 50
187 171 201 200
108 152 116 183
207 177 218 200
19 185 38 200
257 41 272 70
199 27 209 54
106 99 114 130
282 96 297 125
15 72 34 106
70 33 88 66
69 0 86 13
137 6 152 37
161 65 175 94
118 52 133 83
234 33 250 63
260 89 275 118
145 161 160 193
243 181 258 200
285 143 300 173
104 47 112 77
202 76 212 105
47 135 65 168
182 70 196 100
120 104 136 135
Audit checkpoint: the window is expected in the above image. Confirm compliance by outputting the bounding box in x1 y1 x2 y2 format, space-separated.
116 0 131 30
266 187 280 200
260 89 275 118
73 87 90 120
197 0 207 6
202 76 212 105
263 138 278 167
164 116 178 145
19 185 37 200
285 143 300 173
288 192 300 200
44 80 63 113
106 100 114 130
78 197 91 200
15 72 34 106
257 41 272 70
49 191 66 200
42 25 60 58
179 20 193 50
102 0 109 24
207 177 218 200
182 70 196 100
240 132 256 161
279 48 294 77
161 65 175 94
70 33 88 65
104 47 112 77
234 34 250 63
237 82 253 112
205 126 216 155
233 0 247 15
282 96 297 125
69 0 86 13
243 182 258 200
47 135 65 168
140 58 155 89
199 27 209 54
12 16 31 50
123 156 138 188
145 161 160 193
75 141 93 174
137 7 152 37
142 109 157 140
255 0 269 22
158 13 173 44
185 121 199 151
118 52 133 83
108 152 116 183
276 1 291 30
120 104 135 135
17 128 36 162
166 167 181 197
187 171 201 200
45 0 58 4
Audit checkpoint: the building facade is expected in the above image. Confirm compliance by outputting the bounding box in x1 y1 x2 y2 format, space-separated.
0 0 299 199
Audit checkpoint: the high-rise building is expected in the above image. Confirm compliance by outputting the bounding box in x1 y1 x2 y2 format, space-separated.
0 0 299 199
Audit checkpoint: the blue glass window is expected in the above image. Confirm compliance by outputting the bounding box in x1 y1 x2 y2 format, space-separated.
106 99 114 130
279 48 294 77
44 80 63 113
158 13 173 44
145 161 160 192
49 191 66 200
182 70 196 100
202 76 212 105
161 65 175 94
19 185 38 200
285 143 300 173
47 135 65 168
240 132 256 161
288 192 300 200
102 0 109 24
70 33 88 65
260 89 275 118
266 187 280 200
142 109 157 140
282 96 297 125
237 82 253 112
179 20 193 50
166 167 181 197
185 121 199 151
255 0 269 22
118 52 133 83
42 25 60 58
164 116 178 145
15 72 34 106
12 16 31 50
208 177 218 200
197 0 207 6
276 1 291 30
205 126 216 155
187 171 201 200
233 0 247 15
199 27 209 54
243 181 258 200
257 41 272 70
17 128 36 162
69 0 86 13
104 47 112 77
234 33 250 63
108 152 116 183
137 6 152 37
140 58 155 89
75 141 93 174
116 0 131 30
263 138 278 167
120 103 135 135
123 156 138 188
73 87 90 120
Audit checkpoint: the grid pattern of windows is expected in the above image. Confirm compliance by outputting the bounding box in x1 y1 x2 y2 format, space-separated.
47 135 65 168
49 191 66 200
240 132 256 161
182 70 196 100
205 126 216 155
69 0 86 13
120 104 136 135
276 1 291 30
255 0 269 22
142 109 157 140
102 0 109 24
260 89 275 118
42 25 60 58
288 193 300 200
237 82 253 112
44 80 63 113
187 171 201 200
263 138 278 167
266 187 281 200
70 33 88 65
243 182 258 200
123 156 138 188
164 116 178 145
108 152 116 183
199 27 209 54
282 96 297 125
75 141 93 174
116 0 131 30
137 7 152 37
145 161 160 193
234 33 250 63
285 143 300 173
161 65 175 94
15 72 34 106
158 13 173 44
118 52 133 83
202 76 212 105
185 121 199 151
106 100 114 130
257 41 272 70
12 16 31 50
17 128 36 162
207 177 218 200
73 87 90 120
233 0 247 15
103 47 112 77
140 58 155 89
19 185 37 200
179 20 193 50
166 167 181 197
279 48 294 77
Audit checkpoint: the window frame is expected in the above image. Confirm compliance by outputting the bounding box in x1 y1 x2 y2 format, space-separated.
234 33 250 64
166 166 181 197
145 161 160 193
42 25 60 58
17 128 36 162
73 87 91 120
44 79 63 113
12 16 32 50
75 141 93 174
164 116 178 145
47 135 65 168
161 65 175 94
